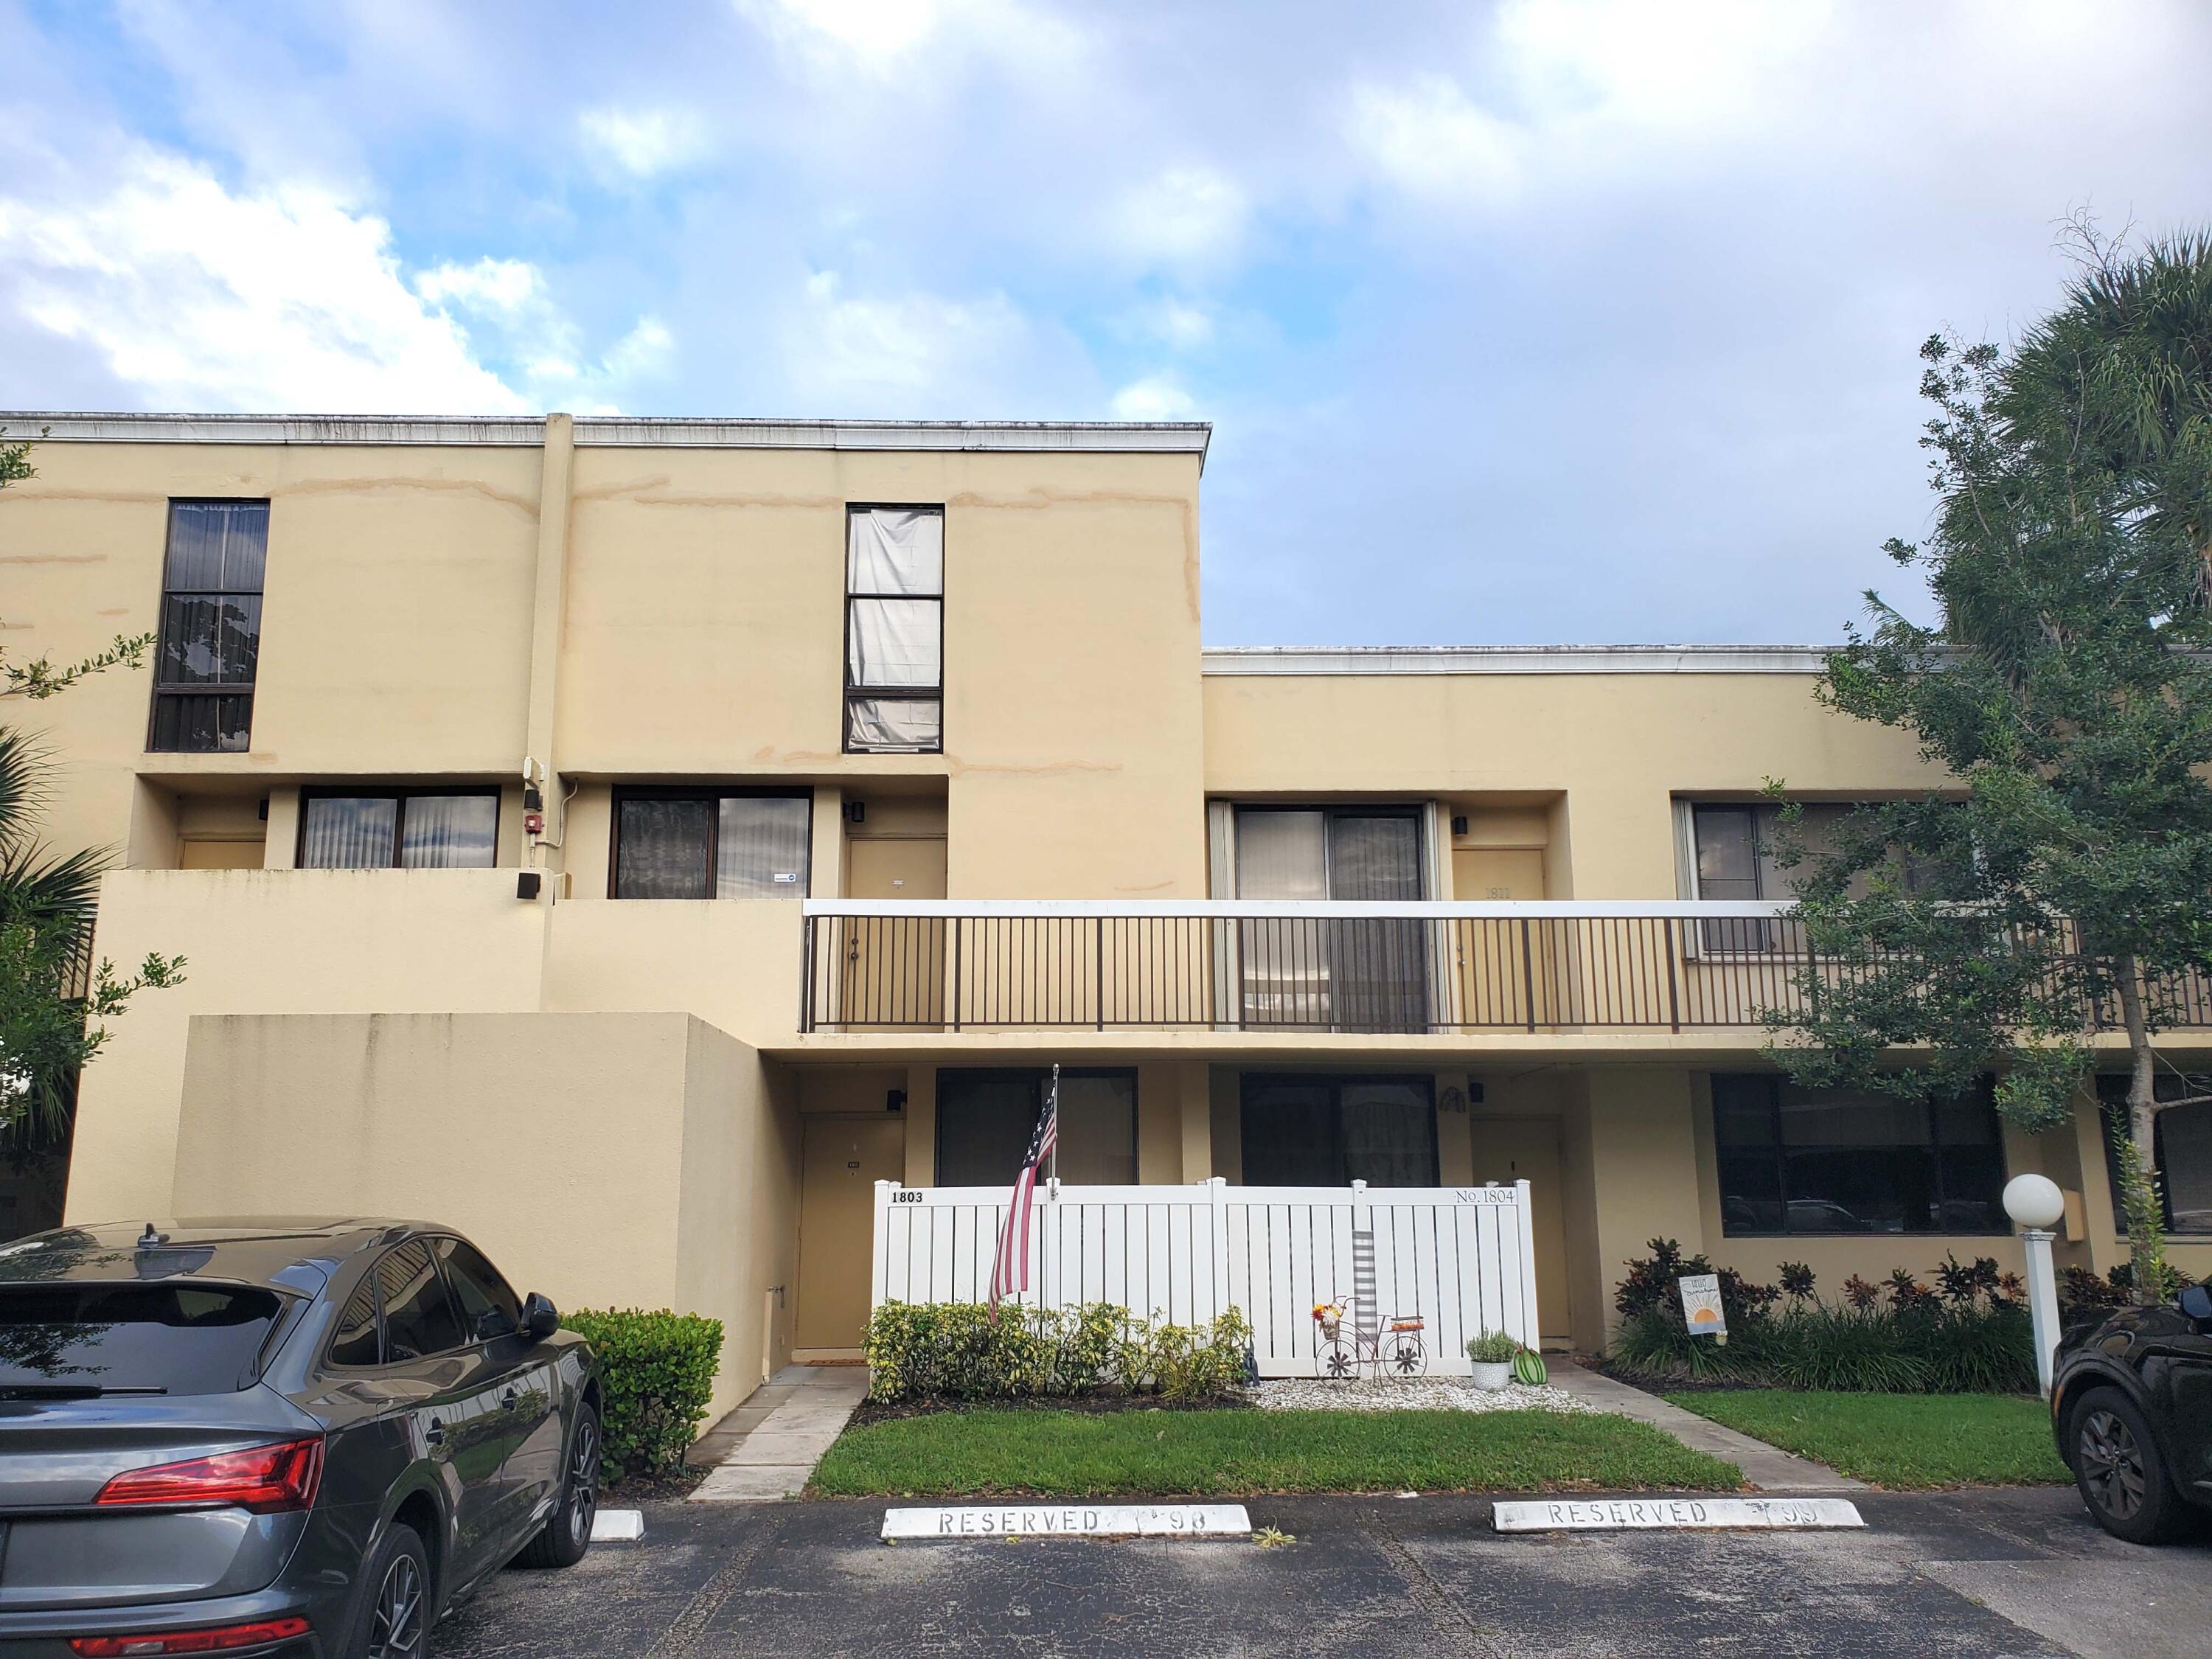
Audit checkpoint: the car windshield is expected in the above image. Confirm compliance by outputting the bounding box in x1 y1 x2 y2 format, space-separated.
0 1283 286 1396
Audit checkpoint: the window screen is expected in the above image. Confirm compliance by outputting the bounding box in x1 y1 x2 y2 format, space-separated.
150 500 267 753
613 793 810 899
299 792 498 870
1712 1074 2006 1234
936 1070 1138 1186
845 507 942 752
2097 1075 2212 1236
1239 1074 1439 1187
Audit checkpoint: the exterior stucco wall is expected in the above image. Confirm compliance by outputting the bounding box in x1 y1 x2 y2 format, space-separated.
68 869 551 1225
171 1010 787 1420
1200 672 1945 897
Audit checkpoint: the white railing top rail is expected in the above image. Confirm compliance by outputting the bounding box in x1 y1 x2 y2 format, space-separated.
877 1177 1528 1204
807 897 1801 919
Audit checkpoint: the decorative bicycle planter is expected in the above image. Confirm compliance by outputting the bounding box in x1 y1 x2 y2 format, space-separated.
1311 1301 1429 1380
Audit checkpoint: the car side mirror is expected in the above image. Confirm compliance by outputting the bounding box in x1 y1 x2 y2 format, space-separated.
523 1292 560 1340
2180 1284 2212 1327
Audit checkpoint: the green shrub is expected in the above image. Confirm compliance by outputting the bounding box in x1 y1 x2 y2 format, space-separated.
863 1301 1252 1405
1767 1305 1930 1392
565 1308 723 1481
1607 1262 2038 1394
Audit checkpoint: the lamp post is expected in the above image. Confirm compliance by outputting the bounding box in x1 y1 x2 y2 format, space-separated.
2003 1173 2066 1398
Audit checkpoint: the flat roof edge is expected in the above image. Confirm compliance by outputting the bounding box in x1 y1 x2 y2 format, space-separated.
1201 645 1837 675
0 411 1212 461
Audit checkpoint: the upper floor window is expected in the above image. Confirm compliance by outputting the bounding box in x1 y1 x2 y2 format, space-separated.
299 789 499 869
844 506 942 753
149 501 267 753
613 788 810 899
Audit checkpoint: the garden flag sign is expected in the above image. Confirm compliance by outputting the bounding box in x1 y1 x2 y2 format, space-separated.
988 1064 1060 1315
1677 1273 1727 1343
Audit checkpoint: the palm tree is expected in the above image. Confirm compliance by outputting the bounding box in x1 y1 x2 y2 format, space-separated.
0 727 111 1137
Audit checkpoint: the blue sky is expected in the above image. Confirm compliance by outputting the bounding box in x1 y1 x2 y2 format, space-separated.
4 1 2210 648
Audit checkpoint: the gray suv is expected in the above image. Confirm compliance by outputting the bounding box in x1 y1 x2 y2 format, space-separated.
0 1218 605 1658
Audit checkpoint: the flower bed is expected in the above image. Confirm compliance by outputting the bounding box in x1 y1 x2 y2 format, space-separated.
1606 1240 2039 1393
863 1300 1253 1405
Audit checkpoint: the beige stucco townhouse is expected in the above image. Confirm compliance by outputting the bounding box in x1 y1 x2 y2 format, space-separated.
4 411 2205 1417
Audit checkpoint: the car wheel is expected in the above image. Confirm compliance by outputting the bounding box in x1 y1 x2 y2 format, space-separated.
520 1403 600 1568
2069 1386 2182 1545
349 1522 431 1659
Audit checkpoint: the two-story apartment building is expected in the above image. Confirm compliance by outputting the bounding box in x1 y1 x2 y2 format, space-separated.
7 410 2208 1416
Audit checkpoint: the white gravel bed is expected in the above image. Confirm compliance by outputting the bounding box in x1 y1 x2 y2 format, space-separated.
1249 1377 1605 1414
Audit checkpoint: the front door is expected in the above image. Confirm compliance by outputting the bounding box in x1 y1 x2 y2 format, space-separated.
1470 1118 1572 1346
838 836 948 1026
795 1117 907 1352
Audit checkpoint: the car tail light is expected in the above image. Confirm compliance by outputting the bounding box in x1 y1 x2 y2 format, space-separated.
93 1437 324 1514
68 1617 310 1655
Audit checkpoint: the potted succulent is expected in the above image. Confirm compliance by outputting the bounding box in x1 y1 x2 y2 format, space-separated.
1465 1329 1518 1390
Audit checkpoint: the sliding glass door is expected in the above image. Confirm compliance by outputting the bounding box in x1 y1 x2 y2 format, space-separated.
1235 807 1429 1032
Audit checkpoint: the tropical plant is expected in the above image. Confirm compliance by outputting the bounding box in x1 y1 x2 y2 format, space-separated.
1 437 181 1140
1760 226 2212 1306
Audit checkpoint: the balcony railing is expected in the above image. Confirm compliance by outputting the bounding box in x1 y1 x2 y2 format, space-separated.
799 899 2212 1035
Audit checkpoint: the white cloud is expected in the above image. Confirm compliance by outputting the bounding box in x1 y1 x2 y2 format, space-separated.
790 269 1032 403
1346 75 1524 206
1109 375 1196 420
0 149 526 412
1132 296 1214 350
736 0 1085 77
1106 165 1250 270
414 257 543 318
578 106 708 179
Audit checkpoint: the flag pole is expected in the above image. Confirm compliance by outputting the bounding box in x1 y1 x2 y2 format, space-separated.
1048 1062 1060 1186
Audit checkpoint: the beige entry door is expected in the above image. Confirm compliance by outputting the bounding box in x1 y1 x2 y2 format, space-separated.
795 1116 907 1352
841 838 949 1026
1471 1118 1572 1345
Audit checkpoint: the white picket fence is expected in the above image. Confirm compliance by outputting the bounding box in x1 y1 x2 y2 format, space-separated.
869 1178 1540 1376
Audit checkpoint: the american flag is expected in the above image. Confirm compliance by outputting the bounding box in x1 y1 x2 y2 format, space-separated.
988 1065 1060 1315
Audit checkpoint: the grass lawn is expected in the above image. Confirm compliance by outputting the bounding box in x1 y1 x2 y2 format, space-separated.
1663 1391 2070 1489
808 1407 1743 1498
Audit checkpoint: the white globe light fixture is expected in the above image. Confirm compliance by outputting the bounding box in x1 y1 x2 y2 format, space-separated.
2001 1173 2067 1399
2003 1173 2065 1231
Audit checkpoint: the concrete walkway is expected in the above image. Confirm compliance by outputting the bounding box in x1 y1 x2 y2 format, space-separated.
687 1364 869 1502
1545 1357 1866 1491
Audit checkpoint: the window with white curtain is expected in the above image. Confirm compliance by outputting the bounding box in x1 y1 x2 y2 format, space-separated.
613 790 810 899
845 506 942 752
298 791 498 869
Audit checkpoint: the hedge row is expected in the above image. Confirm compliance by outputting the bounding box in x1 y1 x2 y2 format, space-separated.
863 1301 1253 1404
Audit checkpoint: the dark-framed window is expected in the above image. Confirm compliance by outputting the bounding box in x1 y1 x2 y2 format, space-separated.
298 787 499 869
1239 1073 1439 1188
611 787 811 900
936 1068 1137 1186
149 499 268 753
2097 1075 2212 1237
1711 1073 2006 1235
844 504 942 753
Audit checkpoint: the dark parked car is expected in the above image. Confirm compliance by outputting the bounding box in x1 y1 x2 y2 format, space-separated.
0 1218 604 1658
2051 1281 2212 1544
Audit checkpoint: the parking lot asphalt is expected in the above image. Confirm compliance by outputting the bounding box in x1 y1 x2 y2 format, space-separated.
429 1486 2212 1659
